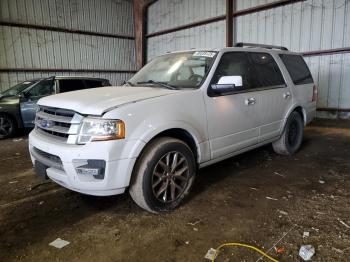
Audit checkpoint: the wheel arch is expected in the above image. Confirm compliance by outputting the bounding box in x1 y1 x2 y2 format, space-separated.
284 104 306 127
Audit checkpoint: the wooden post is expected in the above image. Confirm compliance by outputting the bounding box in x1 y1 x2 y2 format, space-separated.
133 0 155 70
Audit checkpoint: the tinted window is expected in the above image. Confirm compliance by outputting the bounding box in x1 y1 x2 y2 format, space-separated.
27 79 53 97
248 52 285 87
85 80 104 89
211 52 253 91
59 80 86 93
279 54 313 85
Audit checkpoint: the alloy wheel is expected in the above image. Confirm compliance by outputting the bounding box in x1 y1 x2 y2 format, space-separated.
152 151 190 203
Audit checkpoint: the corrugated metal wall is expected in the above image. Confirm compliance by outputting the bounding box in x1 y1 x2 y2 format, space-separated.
146 0 350 118
147 0 226 60
235 0 350 116
0 0 136 90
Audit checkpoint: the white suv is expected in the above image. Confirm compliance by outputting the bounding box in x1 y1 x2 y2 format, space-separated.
29 43 317 213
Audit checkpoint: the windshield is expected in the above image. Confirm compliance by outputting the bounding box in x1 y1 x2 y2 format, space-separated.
1 80 38 97
129 51 217 89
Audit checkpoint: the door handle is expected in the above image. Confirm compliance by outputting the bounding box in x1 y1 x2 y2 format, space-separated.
283 92 291 99
245 97 256 106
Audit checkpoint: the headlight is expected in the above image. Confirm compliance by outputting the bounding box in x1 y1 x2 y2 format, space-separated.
77 118 125 144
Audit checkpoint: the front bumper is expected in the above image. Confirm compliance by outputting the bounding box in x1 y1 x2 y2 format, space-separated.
29 129 145 196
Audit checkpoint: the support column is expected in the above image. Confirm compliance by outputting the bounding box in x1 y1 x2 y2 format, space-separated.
226 0 235 47
133 0 152 69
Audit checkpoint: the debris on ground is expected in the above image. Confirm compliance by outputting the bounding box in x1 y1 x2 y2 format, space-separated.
299 245 315 261
331 247 344 254
274 246 285 254
250 187 258 191
303 231 310 238
204 248 216 260
193 227 198 231
311 227 319 232
12 138 23 142
278 210 288 216
38 201 45 205
187 220 201 226
274 171 285 177
9 181 18 184
185 241 190 245
266 196 278 201
318 179 325 184
337 218 350 229
49 238 70 249
28 181 51 191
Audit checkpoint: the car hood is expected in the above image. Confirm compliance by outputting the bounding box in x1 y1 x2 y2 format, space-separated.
38 86 178 115
0 95 19 105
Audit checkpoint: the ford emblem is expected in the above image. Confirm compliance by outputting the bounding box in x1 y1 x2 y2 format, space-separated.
40 119 54 128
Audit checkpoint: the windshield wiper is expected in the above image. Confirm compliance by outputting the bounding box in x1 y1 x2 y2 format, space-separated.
137 80 178 90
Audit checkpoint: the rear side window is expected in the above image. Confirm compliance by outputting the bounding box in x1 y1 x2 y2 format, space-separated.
247 52 285 88
59 80 86 93
279 54 313 85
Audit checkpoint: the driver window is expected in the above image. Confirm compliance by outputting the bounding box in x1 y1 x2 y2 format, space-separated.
211 52 253 91
27 79 53 97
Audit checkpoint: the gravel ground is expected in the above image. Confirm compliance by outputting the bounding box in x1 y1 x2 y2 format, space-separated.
0 119 349 262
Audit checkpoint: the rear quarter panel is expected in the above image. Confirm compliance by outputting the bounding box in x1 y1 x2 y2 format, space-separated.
274 53 316 124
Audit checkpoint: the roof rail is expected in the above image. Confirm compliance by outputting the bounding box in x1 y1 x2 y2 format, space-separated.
234 42 288 51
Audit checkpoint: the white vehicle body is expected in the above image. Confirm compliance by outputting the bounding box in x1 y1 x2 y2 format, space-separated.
29 45 316 198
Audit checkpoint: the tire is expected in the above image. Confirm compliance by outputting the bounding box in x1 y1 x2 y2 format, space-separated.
272 111 304 155
0 114 16 139
129 137 196 213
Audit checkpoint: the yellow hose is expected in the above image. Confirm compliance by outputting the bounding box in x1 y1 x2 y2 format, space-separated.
211 242 279 262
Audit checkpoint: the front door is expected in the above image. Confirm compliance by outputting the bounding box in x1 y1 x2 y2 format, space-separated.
205 52 261 159
20 78 55 127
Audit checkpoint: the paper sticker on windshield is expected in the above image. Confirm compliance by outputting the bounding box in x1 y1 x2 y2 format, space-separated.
23 82 32 84
193 51 216 58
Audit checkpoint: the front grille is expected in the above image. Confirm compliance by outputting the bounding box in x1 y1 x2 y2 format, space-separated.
35 106 83 144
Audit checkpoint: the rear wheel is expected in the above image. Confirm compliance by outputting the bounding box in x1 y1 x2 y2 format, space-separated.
0 114 16 139
129 137 196 213
272 111 303 155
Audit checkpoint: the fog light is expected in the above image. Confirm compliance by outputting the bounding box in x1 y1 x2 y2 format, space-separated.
75 160 106 180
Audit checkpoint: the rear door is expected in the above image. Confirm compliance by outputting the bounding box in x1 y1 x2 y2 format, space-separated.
245 52 293 142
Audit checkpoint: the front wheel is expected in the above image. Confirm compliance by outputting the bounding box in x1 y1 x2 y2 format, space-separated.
129 137 196 213
0 114 16 139
272 111 304 155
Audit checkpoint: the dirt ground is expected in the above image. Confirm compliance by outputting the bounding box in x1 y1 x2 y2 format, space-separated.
0 119 349 262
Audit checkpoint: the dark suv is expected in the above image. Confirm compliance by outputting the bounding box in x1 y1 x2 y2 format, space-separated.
0 76 111 139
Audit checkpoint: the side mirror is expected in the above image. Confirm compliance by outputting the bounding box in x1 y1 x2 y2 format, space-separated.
211 76 243 95
19 92 29 102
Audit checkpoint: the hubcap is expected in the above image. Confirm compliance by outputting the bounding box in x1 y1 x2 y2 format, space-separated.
152 151 189 203
0 117 12 137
